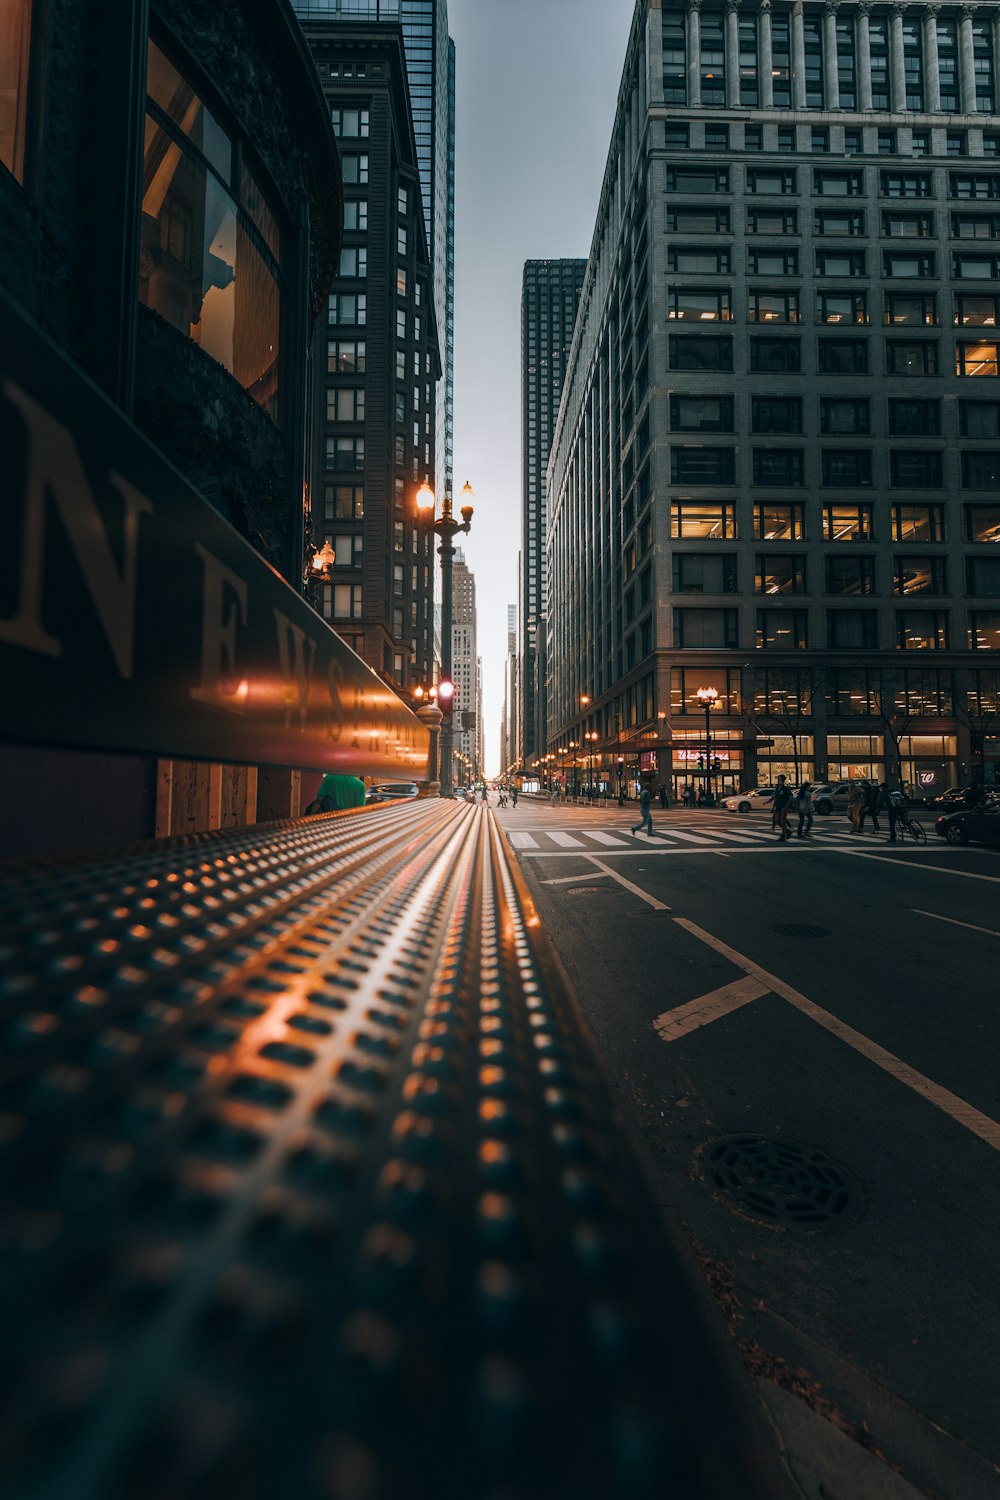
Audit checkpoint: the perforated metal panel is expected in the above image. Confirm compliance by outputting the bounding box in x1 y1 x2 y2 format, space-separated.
0 803 772 1499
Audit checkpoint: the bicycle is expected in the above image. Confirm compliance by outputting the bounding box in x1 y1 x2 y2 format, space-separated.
894 807 927 844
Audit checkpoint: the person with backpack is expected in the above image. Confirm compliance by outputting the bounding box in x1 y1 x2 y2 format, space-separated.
304 772 366 814
772 775 793 842
631 782 654 838
859 780 881 835
877 780 905 842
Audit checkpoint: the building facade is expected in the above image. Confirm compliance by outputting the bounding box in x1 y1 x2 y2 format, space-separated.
297 21 439 688
547 0 1000 800
451 548 480 780
501 602 517 775
519 259 587 771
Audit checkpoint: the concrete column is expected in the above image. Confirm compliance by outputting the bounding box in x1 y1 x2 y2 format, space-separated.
923 5 941 112
726 0 741 107
687 0 702 108
792 1 807 108
958 5 977 115
759 0 774 108
856 2 873 111
889 4 906 112
823 1 840 108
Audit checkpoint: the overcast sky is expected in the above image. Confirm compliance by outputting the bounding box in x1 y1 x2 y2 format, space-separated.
448 0 636 775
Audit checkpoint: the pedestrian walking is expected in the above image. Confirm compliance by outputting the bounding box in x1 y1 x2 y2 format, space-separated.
480 785 489 805
658 783 668 810
683 783 695 808
772 775 793 842
795 782 813 839
631 783 654 837
877 780 902 842
847 782 864 831
859 780 881 835
511 786 518 808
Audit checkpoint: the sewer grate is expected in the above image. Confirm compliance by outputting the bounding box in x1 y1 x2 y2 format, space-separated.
704 1136 854 1228
769 923 831 938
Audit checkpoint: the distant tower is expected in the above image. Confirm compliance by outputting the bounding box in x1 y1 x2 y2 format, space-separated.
451 548 479 783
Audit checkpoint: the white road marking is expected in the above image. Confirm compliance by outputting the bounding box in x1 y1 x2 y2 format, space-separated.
912 908 1000 938
653 974 772 1041
548 831 585 848
507 832 539 849
585 857 671 911
585 831 630 847
673 915 1000 1154
657 829 717 845
542 872 613 886
838 850 1000 885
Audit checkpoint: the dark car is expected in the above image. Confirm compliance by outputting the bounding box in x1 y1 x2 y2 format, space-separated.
923 786 974 812
365 781 419 805
935 800 1000 846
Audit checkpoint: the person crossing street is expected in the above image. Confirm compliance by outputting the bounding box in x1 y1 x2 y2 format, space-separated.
631 782 654 838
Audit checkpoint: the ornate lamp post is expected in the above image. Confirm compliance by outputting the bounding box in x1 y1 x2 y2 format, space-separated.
584 730 599 801
696 686 719 805
416 479 474 797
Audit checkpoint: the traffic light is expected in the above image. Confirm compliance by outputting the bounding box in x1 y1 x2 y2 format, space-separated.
713 758 722 772
697 757 704 770
437 678 454 718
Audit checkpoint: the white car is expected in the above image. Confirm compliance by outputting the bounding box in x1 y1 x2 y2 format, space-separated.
721 787 778 813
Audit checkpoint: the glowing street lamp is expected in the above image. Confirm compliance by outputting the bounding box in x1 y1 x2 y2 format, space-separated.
415 480 474 797
696 686 719 804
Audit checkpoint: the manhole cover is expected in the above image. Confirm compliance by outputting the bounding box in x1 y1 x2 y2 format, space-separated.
769 923 830 938
566 886 607 896
703 1136 854 1228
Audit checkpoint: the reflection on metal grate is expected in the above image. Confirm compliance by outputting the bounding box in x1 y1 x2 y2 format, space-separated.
705 1136 855 1228
769 924 831 939
1 804 770 1500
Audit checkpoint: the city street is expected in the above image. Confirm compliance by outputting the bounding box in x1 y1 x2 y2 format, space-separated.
498 796 1000 1497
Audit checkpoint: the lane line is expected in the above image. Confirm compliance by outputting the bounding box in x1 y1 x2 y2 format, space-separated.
912 908 1000 939
585 857 671 911
653 974 772 1041
836 850 1000 885
541 873 613 886
673 916 1000 1154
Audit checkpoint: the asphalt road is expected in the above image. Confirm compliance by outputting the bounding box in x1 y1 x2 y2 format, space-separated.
497 796 1000 1498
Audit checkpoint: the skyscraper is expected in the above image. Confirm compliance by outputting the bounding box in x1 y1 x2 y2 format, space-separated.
519 259 586 771
547 1 1000 800
451 548 480 781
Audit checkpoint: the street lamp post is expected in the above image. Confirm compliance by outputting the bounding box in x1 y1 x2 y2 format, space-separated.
416 479 474 798
696 686 719 806
584 730 598 801
569 741 578 799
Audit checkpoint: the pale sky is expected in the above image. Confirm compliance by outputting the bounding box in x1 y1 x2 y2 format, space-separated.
448 0 636 775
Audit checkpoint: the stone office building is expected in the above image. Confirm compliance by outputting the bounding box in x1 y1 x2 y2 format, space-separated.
546 0 1000 799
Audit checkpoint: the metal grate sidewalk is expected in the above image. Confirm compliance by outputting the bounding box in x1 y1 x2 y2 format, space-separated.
0 803 772 1500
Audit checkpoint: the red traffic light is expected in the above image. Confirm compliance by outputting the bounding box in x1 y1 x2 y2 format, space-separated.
437 678 454 705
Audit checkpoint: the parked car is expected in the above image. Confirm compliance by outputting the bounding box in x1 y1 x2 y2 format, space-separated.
721 787 777 813
810 782 854 816
365 781 419 805
934 799 1000 846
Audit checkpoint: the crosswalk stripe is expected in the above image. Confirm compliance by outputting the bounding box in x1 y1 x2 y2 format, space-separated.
548 831 585 848
586 831 630 847
654 829 717 845
507 832 539 849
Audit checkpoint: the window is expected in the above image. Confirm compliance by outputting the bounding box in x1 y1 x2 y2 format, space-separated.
705 124 730 152
986 136 1000 159
812 128 830 155
822 450 872 487
343 199 368 232
877 129 897 155
756 611 809 650
747 208 798 235
339 246 368 278
956 294 1000 328
328 292 367 326
663 11 687 102
818 339 868 374
938 17 959 111
969 612 1000 650
744 124 763 151
884 293 937 326
897 611 948 650
870 17 890 108
333 583 363 620
666 206 731 232
965 505 1000 542
891 451 943 487
672 554 738 593
816 250 866 277
824 503 873 541
818 292 868 325
327 339 366 373
952 213 1000 239
962 451 1000 488
827 610 878 649
889 399 940 436
325 434 365 470
956 341 1000 376
750 337 800 372
667 288 732 321
665 123 690 150
0 0 32 182
340 153 369 185
671 447 736 484
825 556 875 595
673 609 739 648
324 483 364 521
821 398 870 434
887 341 938 375
953 253 1000 279
967 558 1000 596
670 501 737 538
754 503 804 540
895 556 947 594
899 670 953 715
669 336 733 370
667 166 730 193
699 13 726 105
843 129 863 155
892 505 944 541
748 290 799 323
755 556 806 594
951 174 1000 200
882 212 934 238
747 169 797 195
882 172 933 199
947 132 968 157
883 252 936 278
670 395 735 432
748 249 799 275
814 209 865 236
960 402 1000 437
330 107 369 138
910 130 931 157
813 170 865 197
752 450 803 486
667 245 732 273
332 533 363 569
751 397 802 434
772 19 792 107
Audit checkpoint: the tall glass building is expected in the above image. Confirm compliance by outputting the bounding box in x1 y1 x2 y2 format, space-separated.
547 0 1000 801
293 1 455 507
